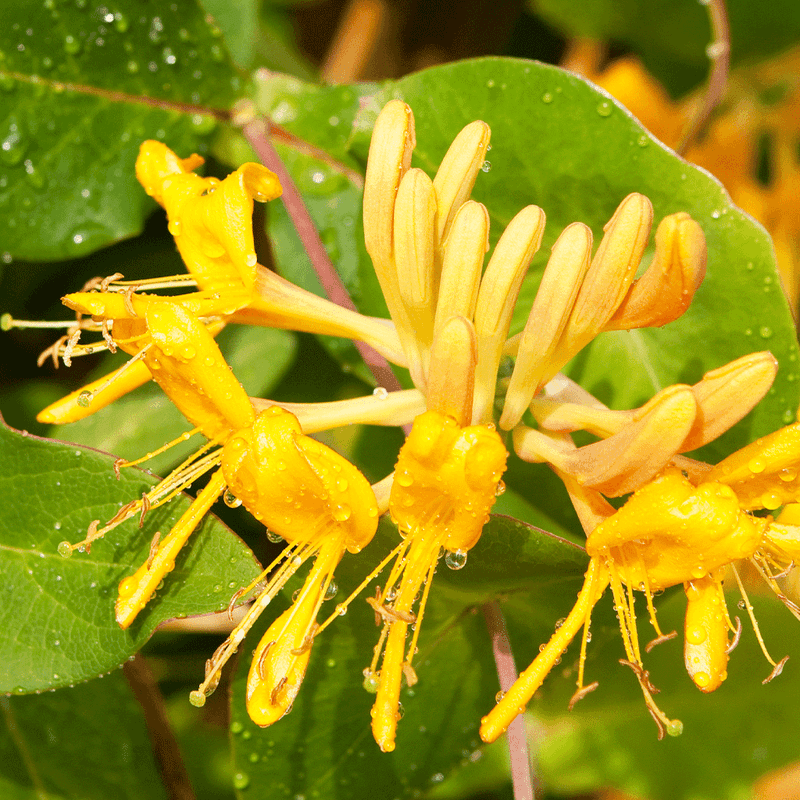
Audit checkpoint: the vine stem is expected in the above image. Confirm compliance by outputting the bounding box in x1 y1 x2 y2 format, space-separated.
238 110 402 395
482 600 536 800
123 653 196 800
676 0 730 154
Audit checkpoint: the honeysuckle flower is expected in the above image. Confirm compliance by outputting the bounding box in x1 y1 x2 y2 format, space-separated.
481 417 800 743
30 140 406 425
50 289 390 727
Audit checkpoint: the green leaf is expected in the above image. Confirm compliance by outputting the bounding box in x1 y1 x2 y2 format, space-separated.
228 518 585 800
0 0 241 260
1 671 166 800
256 58 800 462
0 419 261 693
515 590 800 800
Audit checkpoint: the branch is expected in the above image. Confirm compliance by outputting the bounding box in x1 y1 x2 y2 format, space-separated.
676 0 730 154
482 600 537 800
124 653 196 800
237 108 402 395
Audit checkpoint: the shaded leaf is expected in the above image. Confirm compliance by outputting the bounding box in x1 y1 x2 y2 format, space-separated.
1 670 166 800
0 419 261 693
0 0 241 260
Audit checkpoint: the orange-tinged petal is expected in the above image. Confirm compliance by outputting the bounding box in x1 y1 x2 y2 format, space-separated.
606 212 706 331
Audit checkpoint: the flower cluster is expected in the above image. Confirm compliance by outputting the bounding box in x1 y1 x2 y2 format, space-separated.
28 98 800 751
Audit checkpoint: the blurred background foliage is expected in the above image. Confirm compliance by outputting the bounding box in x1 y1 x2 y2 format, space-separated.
3 1 800 799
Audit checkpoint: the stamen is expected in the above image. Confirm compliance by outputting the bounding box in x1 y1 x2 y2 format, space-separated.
749 555 800 622
116 426 202 471
315 540 406 636
1 315 83 331
100 272 125 292
731 563 779 666
139 493 151 528
645 630 678 653
62 329 82 367
404 556 437 669
726 617 743 654
762 655 790 684
366 596 417 624
146 532 161 570
100 318 116 352
568 681 599 710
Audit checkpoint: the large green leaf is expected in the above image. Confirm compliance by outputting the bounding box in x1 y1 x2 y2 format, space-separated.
0 419 261 693
0 0 240 260
1 670 166 800
255 58 800 465
227 517 585 799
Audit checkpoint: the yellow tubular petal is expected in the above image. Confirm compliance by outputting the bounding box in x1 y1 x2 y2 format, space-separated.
391 410 507 552
567 385 697 496
555 467 617 535
116 469 227 629
680 352 778 452
480 559 608 743
234 267 407 367
684 572 729 693
256 389 427 433
434 200 489 338
431 120 491 246
246 539 343 726
222 406 379 554
586 469 767 589
393 168 437 367
135 140 204 206
425 316 478 426
515 386 698 496
707 423 800 510
37 359 153 425
529 397 630 437
500 222 592 429
363 100 415 319
606 212 706 331
143 300 256 439
551 193 654 370
472 205 546 423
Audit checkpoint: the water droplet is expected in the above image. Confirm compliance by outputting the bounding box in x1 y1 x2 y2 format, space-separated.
686 626 706 645
223 489 242 508
232 772 250 790
1 124 25 166
77 390 93 408
63 34 81 54
541 92 553 104
637 134 649 147
162 47 176 65
711 209 721 219
666 719 684 737
230 720 244 734
362 669 379 693
495 690 506 702
324 580 338 601
126 60 139 74
480 160 491 173
759 326 772 339
335 603 347 616
761 491 782 510
245 252 257 267
749 458 766 474
445 549 468 570
118 577 137 598
167 219 181 236
373 386 388 399
596 101 612 117
57 541 72 558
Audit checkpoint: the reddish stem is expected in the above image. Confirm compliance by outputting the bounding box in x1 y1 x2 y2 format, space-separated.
241 116 402 394
482 600 537 800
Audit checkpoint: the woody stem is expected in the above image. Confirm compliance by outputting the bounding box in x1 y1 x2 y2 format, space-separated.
482 600 536 800
240 116 403 394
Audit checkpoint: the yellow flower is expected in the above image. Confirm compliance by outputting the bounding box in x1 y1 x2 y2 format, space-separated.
34 140 405 426
54 289 383 726
481 420 800 743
